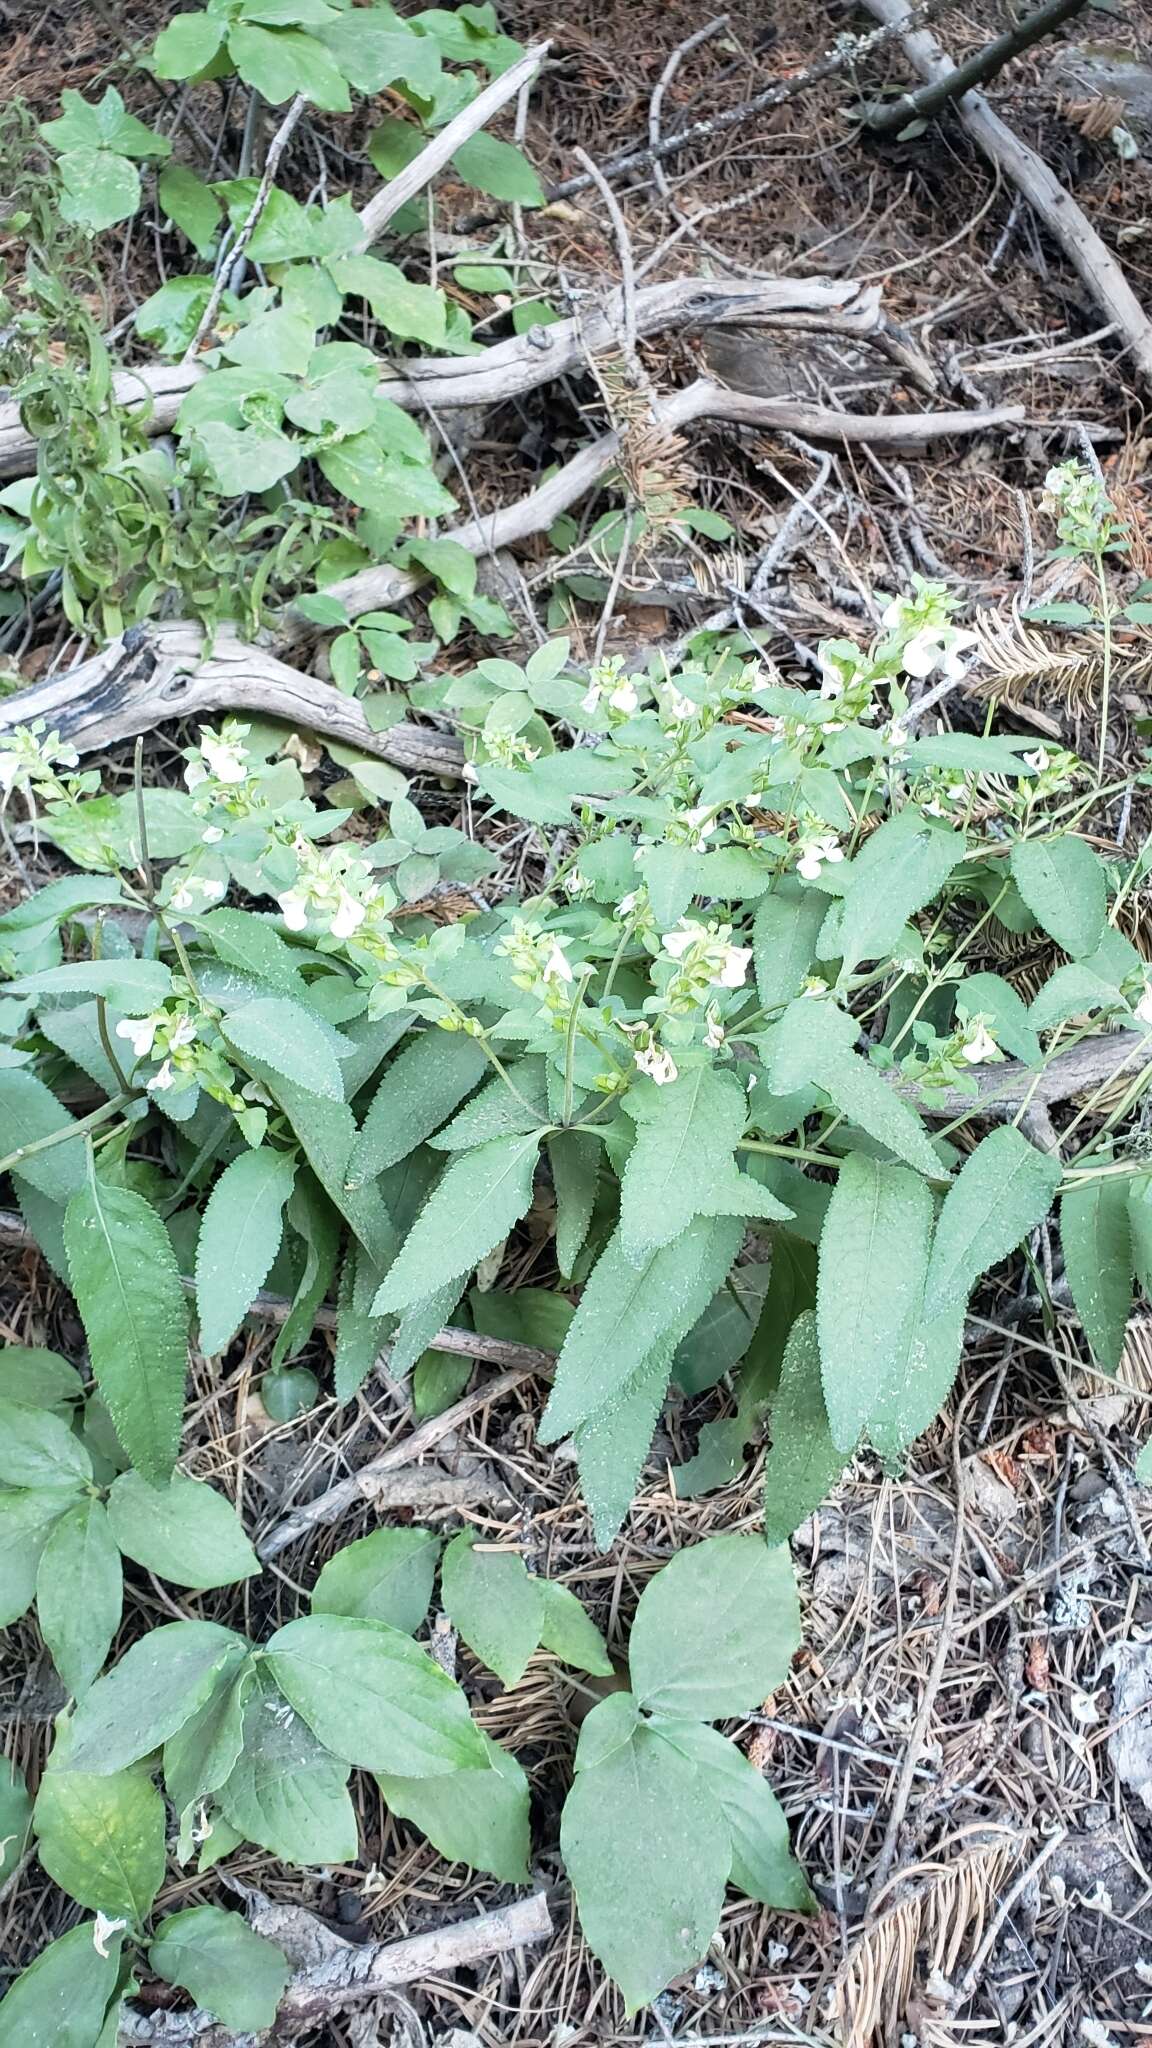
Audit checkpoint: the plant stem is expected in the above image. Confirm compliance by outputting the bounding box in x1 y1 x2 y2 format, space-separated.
562 969 594 1126
0 1092 137 1179
1095 545 1113 787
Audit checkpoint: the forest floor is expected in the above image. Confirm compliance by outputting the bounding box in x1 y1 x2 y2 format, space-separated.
6 0 1152 2042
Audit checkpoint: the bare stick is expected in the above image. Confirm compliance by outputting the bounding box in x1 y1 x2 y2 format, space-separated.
863 0 1088 133
859 0 1152 392
355 44 549 249
573 147 639 357
181 94 306 363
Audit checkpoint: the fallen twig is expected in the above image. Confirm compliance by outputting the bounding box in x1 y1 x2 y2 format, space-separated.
117 1892 553 2044
860 0 1152 392
863 0 1088 134
355 43 549 250
183 93 307 362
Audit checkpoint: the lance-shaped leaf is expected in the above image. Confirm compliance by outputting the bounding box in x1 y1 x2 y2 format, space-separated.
619 1067 791 1262
761 1311 847 1543
835 811 966 974
1061 1176 1135 1373
817 1153 934 1452
925 1126 1061 1317
372 1131 545 1315
194 1146 297 1355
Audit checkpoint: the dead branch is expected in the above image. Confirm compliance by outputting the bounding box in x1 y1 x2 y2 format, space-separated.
860 0 1152 392
355 43 549 250
117 1892 553 2044
863 0 1088 134
0 274 917 478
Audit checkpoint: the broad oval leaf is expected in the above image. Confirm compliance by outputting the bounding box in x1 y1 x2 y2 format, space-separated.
63 1172 190 1485
310 1526 440 1635
835 811 966 975
0 1488 76 1628
0 1397 92 1489
0 1759 31 1887
628 1534 801 1719
34 1761 165 1923
1009 835 1107 960
67 1621 247 1775
194 1145 297 1355
650 1717 813 1910
538 1581 613 1676
36 1499 122 1698
217 1665 357 1865
817 1153 934 1451
149 1906 289 2034
0 1920 122 2048
107 1470 260 1590
0 1345 84 1411
377 1731 531 1884
925 1126 1061 1317
440 1531 545 1688
265 1613 488 1775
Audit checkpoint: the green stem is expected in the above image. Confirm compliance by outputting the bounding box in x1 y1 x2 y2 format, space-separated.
562 969 594 1126
0 1092 137 1180
1095 546 1112 788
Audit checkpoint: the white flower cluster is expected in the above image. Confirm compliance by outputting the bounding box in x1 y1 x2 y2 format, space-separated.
581 655 640 719
659 918 751 1009
277 836 394 946
0 720 79 799
496 920 577 1005
115 1006 199 1093
881 582 976 683
184 720 250 793
794 831 843 882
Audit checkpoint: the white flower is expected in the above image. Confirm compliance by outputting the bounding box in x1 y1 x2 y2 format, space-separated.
665 687 696 722
277 889 309 932
115 1014 158 1060
0 752 20 791
541 938 573 984
92 1913 127 1959
661 921 707 961
171 875 226 912
902 625 977 682
462 762 479 784
616 890 639 918
796 834 844 882
201 825 224 844
148 1060 174 1092
634 1043 678 1085
704 1007 725 1049
1135 983 1152 1024
682 804 717 850
716 942 751 990
168 1014 197 1050
1024 748 1050 774
200 731 248 783
960 1019 1002 1065
580 681 602 715
330 890 366 941
609 677 638 715
184 760 208 792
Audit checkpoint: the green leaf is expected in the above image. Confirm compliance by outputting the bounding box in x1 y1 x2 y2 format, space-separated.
348 1031 487 1183
310 1526 440 1634
67 1622 246 1774
163 1662 252 1824
574 1340 676 1550
58 149 141 232
835 811 966 975
762 1310 848 1543
328 256 449 349
752 883 830 1012
538 1582 613 1675
0 1397 92 1488
63 1172 190 1485
34 1761 165 1922
0 1489 76 1627
925 1126 1061 1316
149 1908 289 2033
229 21 351 107
263 1078 394 1266
377 1731 530 1883
198 907 305 992
158 162 221 255
412 1348 472 1416
451 132 544 205
547 1129 600 1277
0 1345 83 1410
1009 836 1107 960
152 11 226 76
955 972 1042 1066
561 1716 730 2012
217 1664 357 1863
1131 1173 1152 1299
318 12 442 92
440 1531 545 1687
627 1534 800 1719
106 1471 259 1590
10 957 172 1008
428 1061 549 1150
1028 962 1124 1030
372 1131 545 1315
0 1759 31 1885
0 1921 122 2048
867 1298 966 1462
36 1500 122 1697
673 1272 764 1396
265 1613 488 1774
222 996 345 1102
769 1002 943 1179
0 1069 87 1203
816 1153 934 1452
674 1233 817 1497
40 86 167 159
542 1216 743 1441
192 421 300 495
194 1146 296 1354
649 1719 812 1910
619 1067 791 1262
1062 1177 1134 1372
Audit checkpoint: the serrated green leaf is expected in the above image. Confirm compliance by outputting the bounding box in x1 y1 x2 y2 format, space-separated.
542 1216 744 1443
310 1526 440 1634
265 1613 488 1774
955 972 1042 1065
649 1718 812 1910
574 1338 675 1549
925 1126 1061 1316
619 1067 791 1262
538 1581 613 1675
36 1500 122 1697
1061 1177 1134 1372
835 811 965 974
817 1153 934 1451
377 1730 530 1883
373 1131 544 1315
195 1146 297 1354
440 1531 544 1687
0 1488 76 1627
106 1470 259 1589
547 1128 600 1277
0 1070 87 1203
627 1534 800 1719
250 1075 394 1265
752 883 829 1011
1009 835 1107 960
64 1171 189 1484
866 1297 966 1462
10 957 173 1007
348 1032 487 1183
34 1761 165 1922
0 1397 91 1488
149 1907 289 2033
673 1232 817 1497
217 1664 357 1863
0 1921 122 2048
67 1622 246 1774
198 907 305 992
761 1310 847 1543
222 996 345 1102
561 1719 730 2012
768 1002 943 1177
428 1060 550 1151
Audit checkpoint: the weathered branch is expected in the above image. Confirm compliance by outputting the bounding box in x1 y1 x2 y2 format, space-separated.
0 379 1022 763
117 1893 553 2045
863 0 1088 134
859 0 1152 391
0 274 915 479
